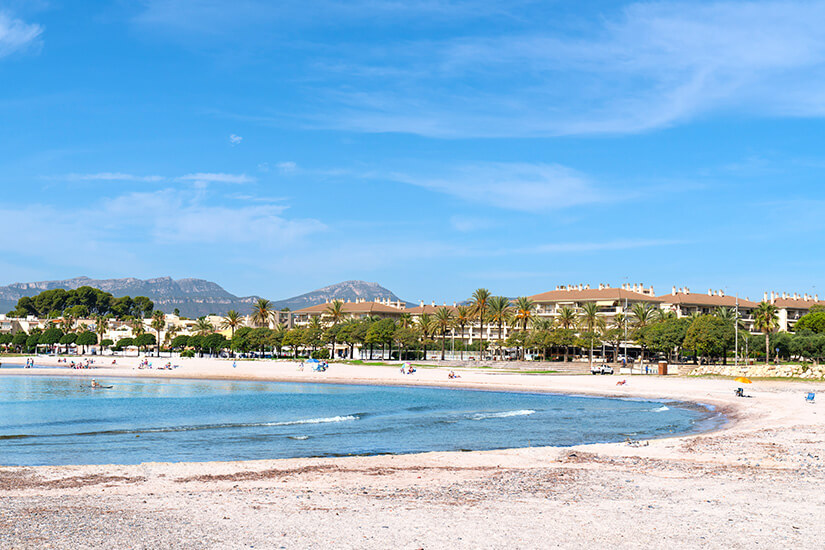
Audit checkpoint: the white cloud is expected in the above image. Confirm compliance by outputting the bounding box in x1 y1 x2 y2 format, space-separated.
178 172 255 185
306 1 825 137
277 161 297 173
0 189 326 272
229 133 243 145
64 172 164 182
389 162 600 211
103 189 324 246
0 12 42 58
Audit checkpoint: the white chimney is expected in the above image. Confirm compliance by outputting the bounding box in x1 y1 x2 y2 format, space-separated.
419 300 424 307
708 289 713 296
764 292 768 302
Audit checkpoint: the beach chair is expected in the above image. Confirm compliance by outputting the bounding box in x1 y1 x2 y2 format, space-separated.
806 392 815 404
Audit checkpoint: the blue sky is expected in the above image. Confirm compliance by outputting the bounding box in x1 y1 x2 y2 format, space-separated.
1 0 824 303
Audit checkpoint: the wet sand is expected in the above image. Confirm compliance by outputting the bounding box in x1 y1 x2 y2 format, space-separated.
1 357 824 549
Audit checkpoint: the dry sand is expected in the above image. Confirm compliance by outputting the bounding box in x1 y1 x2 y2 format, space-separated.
1 356 824 549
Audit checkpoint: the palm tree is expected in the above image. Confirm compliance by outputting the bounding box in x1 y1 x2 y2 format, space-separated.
513 297 535 360
417 313 434 361
62 313 75 333
131 317 145 337
487 296 512 360
325 300 345 360
95 315 108 346
713 307 737 364
194 316 214 336
631 302 656 367
610 313 627 363
556 306 577 362
454 305 472 360
398 312 413 329
753 301 779 365
150 310 165 357
251 298 273 328
579 302 601 368
470 288 492 355
655 308 676 322
433 307 454 360
164 324 179 348
221 310 243 340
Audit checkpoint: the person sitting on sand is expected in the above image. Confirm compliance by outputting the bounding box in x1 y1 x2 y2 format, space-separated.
616 379 627 386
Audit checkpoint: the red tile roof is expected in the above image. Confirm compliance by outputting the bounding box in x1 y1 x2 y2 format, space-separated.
528 288 663 303
658 293 759 308
404 305 458 315
772 298 825 310
293 301 405 315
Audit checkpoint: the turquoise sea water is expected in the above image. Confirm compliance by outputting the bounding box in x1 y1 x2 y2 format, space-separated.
0 375 720 466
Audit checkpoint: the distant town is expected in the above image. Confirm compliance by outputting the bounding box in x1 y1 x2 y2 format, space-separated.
2 282 823 365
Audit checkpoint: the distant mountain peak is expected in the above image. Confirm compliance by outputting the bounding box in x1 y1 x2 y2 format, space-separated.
271 280 409 310
0 277 410 317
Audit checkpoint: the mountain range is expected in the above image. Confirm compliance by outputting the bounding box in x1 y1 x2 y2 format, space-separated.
0 276 409 318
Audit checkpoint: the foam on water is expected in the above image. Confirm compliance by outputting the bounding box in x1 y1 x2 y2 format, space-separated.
471 409 536 420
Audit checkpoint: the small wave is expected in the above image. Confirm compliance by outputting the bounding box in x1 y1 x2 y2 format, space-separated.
288 435 310 440
0 415 359 440
652 406 670 412
471 409 536 420
265 415 358 427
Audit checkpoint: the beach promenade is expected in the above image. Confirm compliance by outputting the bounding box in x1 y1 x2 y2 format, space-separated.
1 357 824 548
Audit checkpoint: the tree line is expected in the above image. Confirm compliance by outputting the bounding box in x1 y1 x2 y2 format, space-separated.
8 286 154 320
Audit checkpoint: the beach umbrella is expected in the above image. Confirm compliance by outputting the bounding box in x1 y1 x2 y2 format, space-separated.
735 377 752 384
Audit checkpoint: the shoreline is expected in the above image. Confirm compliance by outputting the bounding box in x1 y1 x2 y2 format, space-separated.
2 356 824 547
0 366 728 469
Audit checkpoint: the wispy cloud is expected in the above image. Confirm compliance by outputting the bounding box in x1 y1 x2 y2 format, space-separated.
388 162 601 211
277 161 297 173
103 189 323 245
302 1 825 137
0 188 326 271
64 172 164 182
0 12 42 58
229 133 243 145
178 172 255 185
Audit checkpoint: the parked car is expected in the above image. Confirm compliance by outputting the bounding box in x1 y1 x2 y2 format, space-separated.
591 363 614 375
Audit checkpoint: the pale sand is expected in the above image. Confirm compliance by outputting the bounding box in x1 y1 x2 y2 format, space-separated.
1 356 825 549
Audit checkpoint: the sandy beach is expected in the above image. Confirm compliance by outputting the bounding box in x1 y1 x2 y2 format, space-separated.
1 356 824 549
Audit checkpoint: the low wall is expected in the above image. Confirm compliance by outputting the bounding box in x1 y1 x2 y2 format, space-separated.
688 362 825 379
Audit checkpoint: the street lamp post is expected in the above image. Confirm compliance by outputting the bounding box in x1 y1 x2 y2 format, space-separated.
735 294 739 369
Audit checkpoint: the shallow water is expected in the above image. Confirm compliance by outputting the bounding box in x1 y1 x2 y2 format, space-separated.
0 375 720 466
